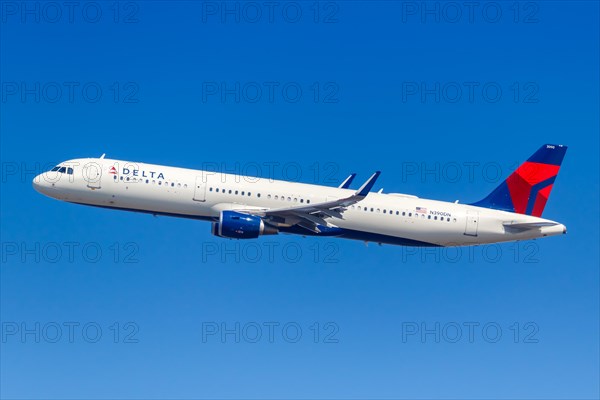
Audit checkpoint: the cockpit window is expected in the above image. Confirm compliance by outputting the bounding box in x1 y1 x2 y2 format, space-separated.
50 166 74 174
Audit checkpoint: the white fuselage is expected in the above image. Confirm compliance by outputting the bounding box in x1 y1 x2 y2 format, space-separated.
33 158 566 247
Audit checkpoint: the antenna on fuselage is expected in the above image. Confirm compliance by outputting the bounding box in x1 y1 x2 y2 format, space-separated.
100 153 106 159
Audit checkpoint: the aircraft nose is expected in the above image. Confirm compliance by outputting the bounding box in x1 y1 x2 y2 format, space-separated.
32 174 43 192
32 173 53 195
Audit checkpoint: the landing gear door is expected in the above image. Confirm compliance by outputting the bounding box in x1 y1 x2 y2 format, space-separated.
84 162 101 189
193 176 207 202
464 211 479 236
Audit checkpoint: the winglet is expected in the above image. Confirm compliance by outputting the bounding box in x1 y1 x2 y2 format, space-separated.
355 171 381 197
338 173 357 189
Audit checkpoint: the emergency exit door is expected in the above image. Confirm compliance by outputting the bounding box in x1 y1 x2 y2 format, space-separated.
464 211 479 236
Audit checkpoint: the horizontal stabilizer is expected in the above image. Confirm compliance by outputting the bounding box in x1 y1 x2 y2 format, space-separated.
503 221 559 231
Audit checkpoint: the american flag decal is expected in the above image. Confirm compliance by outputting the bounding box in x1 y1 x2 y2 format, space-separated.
415 207 427 214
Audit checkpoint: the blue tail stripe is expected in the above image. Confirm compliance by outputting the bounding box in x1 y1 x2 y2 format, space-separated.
527 144 567 165
524 175 556 215
470 180 515 212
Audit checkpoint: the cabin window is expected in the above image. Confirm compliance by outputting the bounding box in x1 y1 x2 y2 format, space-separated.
300 199 304 203
307 200 310 204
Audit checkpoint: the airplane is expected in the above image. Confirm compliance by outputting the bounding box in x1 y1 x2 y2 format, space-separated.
33 144 567 247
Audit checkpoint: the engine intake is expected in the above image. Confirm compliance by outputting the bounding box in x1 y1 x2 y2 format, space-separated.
212 210 278 239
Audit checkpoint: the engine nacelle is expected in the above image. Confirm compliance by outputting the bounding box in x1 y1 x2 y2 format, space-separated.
212 210 278 239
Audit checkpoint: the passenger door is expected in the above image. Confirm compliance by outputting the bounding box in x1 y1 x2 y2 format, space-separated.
193 176 207 202
84 162 101 189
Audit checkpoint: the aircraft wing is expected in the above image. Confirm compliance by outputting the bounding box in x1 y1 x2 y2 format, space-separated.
237 171 381 233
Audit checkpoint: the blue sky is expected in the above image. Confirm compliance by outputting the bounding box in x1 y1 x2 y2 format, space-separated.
1 1 598 399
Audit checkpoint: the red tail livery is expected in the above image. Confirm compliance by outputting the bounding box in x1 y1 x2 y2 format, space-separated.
471 144 567 217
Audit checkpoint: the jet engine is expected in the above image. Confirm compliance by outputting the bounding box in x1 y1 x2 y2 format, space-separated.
212 210 278 239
